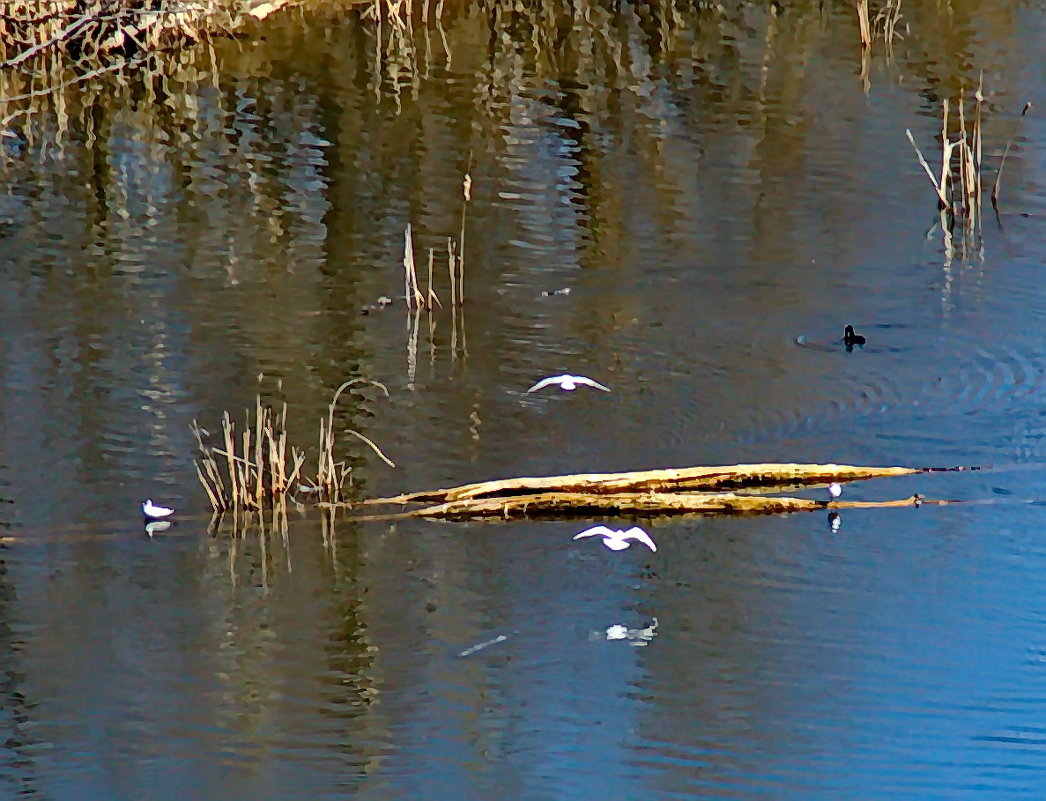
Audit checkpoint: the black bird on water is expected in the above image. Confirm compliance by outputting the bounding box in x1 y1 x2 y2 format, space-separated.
843 324 866 351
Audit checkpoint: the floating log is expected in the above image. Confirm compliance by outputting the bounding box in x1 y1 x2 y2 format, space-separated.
334 462 946 521
360 462 924 506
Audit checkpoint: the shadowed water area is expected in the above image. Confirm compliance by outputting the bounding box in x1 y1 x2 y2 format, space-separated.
3 0 1046 797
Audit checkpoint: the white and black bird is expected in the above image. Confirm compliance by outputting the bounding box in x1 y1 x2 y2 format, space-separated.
142 499 175 520
573 524 657 552
526 374 611 393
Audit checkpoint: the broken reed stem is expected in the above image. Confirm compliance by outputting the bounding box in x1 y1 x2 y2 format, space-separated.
459 170 470 306
319 378 392 502
403 223 424 309
426 248 435 309
447 236 458 307
255 396 265 503
856 0 871 47
906 129 946 207
939 98 952 210
345 429 397 468
993 101 1033 211
223 411 238 510
971 90 982 227
425 248 442 309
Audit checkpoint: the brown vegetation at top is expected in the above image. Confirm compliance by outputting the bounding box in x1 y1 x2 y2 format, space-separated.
0 0 364 72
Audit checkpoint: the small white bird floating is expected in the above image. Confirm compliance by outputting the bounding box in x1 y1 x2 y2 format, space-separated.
605 617 659 646
828 482 843 500
573 524 657 552
142 499 175 519
526 374 611 393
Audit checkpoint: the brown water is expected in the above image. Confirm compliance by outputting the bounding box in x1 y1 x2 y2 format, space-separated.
3 1 1046 797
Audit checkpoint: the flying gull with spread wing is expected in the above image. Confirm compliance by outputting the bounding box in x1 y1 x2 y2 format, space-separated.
526 374 611 393
573 525 657 552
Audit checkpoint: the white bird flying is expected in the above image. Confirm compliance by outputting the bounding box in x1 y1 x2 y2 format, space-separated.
526 374 611 393
142 499 175 519
573 524 657 552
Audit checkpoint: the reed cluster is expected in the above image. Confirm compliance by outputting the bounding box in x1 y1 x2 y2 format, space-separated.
192 379 392 518
906 87 984 231
192 396 304 514
402 169 469 312
401 169 471 380
905 87 1031 261
856 0 903 50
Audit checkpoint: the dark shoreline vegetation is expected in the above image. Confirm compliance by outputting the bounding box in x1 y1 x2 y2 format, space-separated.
1 0 1033 533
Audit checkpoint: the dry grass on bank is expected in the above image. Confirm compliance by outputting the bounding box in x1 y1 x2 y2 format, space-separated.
2 1 234 65
0 0 378 82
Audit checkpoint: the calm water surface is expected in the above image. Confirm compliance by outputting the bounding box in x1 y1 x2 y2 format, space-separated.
3 1 1046 797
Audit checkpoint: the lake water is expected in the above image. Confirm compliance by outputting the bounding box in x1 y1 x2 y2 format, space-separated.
3 1 1046 797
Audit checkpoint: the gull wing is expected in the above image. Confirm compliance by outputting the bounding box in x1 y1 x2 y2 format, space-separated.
573 524 616 540
526 375 566 393
574 376 611 392
622 526 657 551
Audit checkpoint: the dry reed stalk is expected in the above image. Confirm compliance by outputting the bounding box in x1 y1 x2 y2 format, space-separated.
194 462 221 509
406 301 420 386
856 0 871 47
317 378 392 501
403 223 423 308
223 410 239 510
425 248 441 309
993 101 1032 212
874 0 903 56
938 98 954 210
447 236 457 307
965 90 981 230
458 170 470 306
956 91 972 229
191 420 227 509
346 430 396 468
254 396 265 503
905 128 947 208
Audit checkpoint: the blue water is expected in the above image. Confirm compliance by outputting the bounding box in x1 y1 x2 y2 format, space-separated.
3 0 1046 798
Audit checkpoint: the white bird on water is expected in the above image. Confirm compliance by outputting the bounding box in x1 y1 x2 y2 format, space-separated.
828 482 843 500
142 499 175 519
526 374 611 393
573 525 657 552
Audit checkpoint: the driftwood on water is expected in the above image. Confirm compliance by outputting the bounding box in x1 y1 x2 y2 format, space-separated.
344 462 944 521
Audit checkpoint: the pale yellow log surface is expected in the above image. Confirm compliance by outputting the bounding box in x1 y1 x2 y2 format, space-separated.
363 463 923 506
